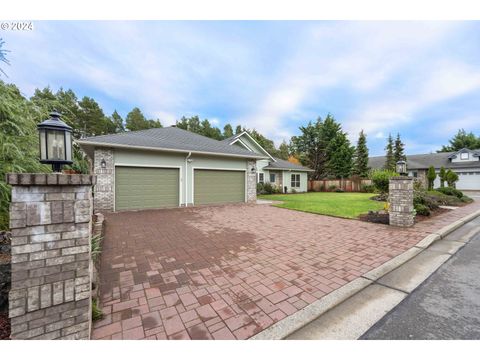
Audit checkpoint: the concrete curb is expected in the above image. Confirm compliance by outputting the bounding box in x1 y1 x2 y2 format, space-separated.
251 208 480 340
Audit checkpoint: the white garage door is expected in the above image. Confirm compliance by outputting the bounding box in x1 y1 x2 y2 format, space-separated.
456 172 480 190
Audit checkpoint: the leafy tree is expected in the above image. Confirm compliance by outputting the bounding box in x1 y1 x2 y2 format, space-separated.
0 81 49 229
427 166 436 190
126 107 162 131
371 169 398 194
223 124 234 139
439 166 446 188
384 134 395 171
353 130 369 177
0 38 10 77
110 110 125 133
249 129 280 158
446 169 459 188
439 129 480 152
235 125 243 134
288 155 301 165
278 141 290 160
394 133 406 163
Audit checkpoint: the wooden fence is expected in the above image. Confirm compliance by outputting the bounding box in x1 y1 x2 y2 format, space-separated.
308 178 372 192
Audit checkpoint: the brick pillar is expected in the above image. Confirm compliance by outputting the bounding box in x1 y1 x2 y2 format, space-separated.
93 148 114 212
6 173 96 339
389 176 414 227
246 160 257 203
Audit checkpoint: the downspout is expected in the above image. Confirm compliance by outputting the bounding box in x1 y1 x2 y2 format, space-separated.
185 152 192 206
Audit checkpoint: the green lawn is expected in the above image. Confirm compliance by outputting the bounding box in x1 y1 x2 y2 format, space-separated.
259 192 385 219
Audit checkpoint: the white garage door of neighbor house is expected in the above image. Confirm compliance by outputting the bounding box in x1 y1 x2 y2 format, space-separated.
456 172 480 190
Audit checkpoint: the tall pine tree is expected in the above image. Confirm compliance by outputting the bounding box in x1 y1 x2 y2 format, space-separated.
327 132 354 178
384 134 395 171
353 130 369 177
394 133 406 163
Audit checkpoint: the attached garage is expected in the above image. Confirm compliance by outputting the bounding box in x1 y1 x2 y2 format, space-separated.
456 172 480 191
115 166 180 211
194 169 245 205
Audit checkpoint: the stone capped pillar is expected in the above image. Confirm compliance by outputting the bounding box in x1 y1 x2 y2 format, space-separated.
6 173 96 339
389 176 414 227
246 160 257 203
93 148 114 212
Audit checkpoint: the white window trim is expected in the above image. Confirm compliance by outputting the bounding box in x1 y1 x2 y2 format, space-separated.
460 152 469 160
258 172 265 184
290 173 301 188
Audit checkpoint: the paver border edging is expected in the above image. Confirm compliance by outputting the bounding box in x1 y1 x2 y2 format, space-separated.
250 208 480 340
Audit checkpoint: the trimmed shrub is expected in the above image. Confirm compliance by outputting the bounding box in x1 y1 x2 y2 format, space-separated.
427 166 436 190
371 169 398 194
328 184 337 191
361 184 376 193
446 169 459 188
435 187 463 199
335 188 345 193
415 203 431 216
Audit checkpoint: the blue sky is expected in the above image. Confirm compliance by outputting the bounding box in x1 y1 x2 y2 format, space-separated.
2 21 480 155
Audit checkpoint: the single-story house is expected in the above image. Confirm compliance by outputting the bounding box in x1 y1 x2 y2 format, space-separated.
368 148 480 190
77 126 312 212
222 131 313 193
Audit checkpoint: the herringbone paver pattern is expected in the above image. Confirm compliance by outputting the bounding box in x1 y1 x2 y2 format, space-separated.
92 201 480 340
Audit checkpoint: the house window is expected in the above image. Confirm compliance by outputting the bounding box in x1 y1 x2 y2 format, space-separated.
291 174 300 188
412 171 418 178
270 173 276 183
460 152 469 160
258 173 264 184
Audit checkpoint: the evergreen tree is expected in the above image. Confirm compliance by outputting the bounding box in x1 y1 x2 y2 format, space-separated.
427 166 436 190
384 134 395 171
0 38 10 77
77 96 114 136
126 107 161 131
439 166 446 188
353 130 369 177
200 119 222 140
446 169 459 188
393 133 406 163
327 132 354 178
223 124 234 139
439 129 480 152
235 125 243 134
110 110 125 133
249 129 280 158
278 141 290 160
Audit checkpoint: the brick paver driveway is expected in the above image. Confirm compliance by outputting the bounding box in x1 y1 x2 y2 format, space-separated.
92 202 480 340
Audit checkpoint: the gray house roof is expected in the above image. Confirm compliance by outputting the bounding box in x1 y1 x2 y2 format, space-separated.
369 149 480 170
263 158 313 172
76 126 268 159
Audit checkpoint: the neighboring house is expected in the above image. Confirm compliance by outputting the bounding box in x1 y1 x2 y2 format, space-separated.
77 126 312 212
222 131 313 193
368 148 480 190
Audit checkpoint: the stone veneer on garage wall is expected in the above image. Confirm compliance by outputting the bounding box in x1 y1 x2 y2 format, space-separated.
93 148 114 212
6 173 95 340
247 160 257 203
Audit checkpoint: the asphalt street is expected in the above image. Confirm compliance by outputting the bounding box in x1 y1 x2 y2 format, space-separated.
361 219 480 340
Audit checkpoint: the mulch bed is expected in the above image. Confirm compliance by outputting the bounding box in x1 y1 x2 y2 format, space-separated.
414 207 451 222
0 312 10 340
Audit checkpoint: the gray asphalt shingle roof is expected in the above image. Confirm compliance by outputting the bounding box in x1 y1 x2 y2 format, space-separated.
76 126 267 159
264 158 313 172
368 149 480 170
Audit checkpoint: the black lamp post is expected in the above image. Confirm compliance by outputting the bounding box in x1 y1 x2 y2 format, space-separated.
37 111 73 172
396 160 407 176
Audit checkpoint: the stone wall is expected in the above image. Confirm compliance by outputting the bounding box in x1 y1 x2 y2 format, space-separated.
6 173 95 339
93 149 114 212
389 176 414 227
247 160 257 203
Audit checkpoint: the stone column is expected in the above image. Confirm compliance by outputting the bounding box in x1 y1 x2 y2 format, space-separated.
93 148 114 212
389 176 414 227
246 160 257 203
6 173 96 339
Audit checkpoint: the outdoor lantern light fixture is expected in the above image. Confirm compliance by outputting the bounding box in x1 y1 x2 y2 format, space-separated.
37 110 73 172
396 160 407 176
251 166 256 173
100 158 107 168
